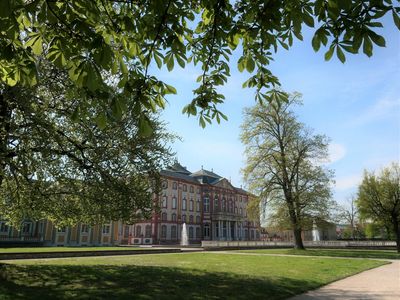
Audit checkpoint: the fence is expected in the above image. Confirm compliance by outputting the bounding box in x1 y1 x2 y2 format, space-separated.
201 240 397 249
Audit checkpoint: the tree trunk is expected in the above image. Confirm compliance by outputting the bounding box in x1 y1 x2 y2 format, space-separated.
394 222 400 253
293 227 305 249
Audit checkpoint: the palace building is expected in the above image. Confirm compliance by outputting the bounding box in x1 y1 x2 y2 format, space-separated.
0 162 261 246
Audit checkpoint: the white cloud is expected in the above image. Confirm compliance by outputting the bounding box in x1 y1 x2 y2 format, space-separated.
328 143 346 164
335 174 362 191
353 94 400 126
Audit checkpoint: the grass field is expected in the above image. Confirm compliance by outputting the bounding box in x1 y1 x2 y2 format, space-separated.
234 248 400 260
0 246 152 253
0 252 387 299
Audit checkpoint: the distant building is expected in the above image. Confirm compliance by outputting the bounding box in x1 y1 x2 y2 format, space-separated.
132 162 261 245
0 162 261 246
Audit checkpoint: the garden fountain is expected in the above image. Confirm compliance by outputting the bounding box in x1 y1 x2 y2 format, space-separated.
181 223 189 246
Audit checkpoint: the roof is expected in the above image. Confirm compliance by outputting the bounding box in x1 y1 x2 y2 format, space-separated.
160 170 199 184
190 169 222 179
165 161 191 175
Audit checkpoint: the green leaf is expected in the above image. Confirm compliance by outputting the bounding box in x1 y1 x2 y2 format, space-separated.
138 115 153 137
368 31 386 47
238 57 246 72
95 112 107 129
393 10 400 30
336 46 346 63
303 13 314 27
311 33 320 52
164 84 177 94
246 56 255 73
26 33 43 55
199 116 206 128
324 46 334 61
363 36 373 57
166 55 174 71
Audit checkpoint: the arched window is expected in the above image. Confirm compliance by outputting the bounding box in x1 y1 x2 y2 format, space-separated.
172 213 177 222
196 227 201 239
161 195 167 208
173 182 177 190
222 198 226 211
162 180 168 189
214 196 219 211
189 226 194 239
161 225 167 239
171 225 177 239
135 225 142 237
204 224 210 237
190 186 194 193
182 214 186 223
182 198 187 210
240 208 243 216
196 199 200 212
145 225 152 238
203 196 209 212
189 215 193 223
161 212 167 221
183 184 187 191
196 215 200 223
172 197 177 209
189 199 194 211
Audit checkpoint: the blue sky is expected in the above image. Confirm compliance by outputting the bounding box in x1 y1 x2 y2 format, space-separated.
154 18 399 206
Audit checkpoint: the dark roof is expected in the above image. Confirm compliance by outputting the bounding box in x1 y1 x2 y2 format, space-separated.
190 169 222 179
160 170 199 184
165 161 191 175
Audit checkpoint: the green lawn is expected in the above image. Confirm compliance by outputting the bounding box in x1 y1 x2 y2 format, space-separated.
0 246 152 253
235 248 400 259
0 252 387 299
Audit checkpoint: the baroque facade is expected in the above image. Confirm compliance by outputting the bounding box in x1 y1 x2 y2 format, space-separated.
133 162 261 245
0 162 261 246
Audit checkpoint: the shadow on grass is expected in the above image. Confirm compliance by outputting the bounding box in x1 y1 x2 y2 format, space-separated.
0 263 320 300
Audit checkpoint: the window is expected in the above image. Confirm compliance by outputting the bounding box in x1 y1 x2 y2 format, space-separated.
190 186 194 193
162 180 168 189
196 227 201 239
124 225 129 238
240 208 243 216
189 215 193 223
81 224 89 233
214 196 219 211
189 199 194 211
161 225 167 239
135 225 142 237
172 213 177 222
204 224 210 237
182 215 186 223
240 196 242 202
182 198 187 210
196 199 200 212
196 187 200 194
172 197 177 209
102 224 110 234
161 212 167 221
203 196 209 212
145 225 152 238
0 222 9 233
172 182 177 190
222 198 226 211
196 215 200 224
161 195 167 208
183 184 187 192
189 226 194 239
215 222 219 237
21 222 32 234
171 225 177 239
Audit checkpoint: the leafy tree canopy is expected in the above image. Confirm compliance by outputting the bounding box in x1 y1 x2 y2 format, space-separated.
241 93 335 249
357 163 400 251
0 0 399 129
0 62 175 226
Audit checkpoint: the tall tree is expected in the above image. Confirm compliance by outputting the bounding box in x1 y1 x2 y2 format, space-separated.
357 163 400 252
338 196 359 239
241 92 334 249
0 1 398 128
0 62 175 226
